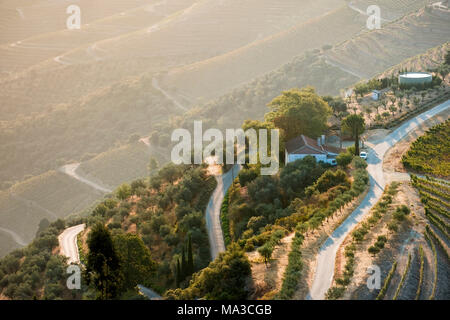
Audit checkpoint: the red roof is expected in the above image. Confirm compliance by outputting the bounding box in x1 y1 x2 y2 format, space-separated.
285 135 344 155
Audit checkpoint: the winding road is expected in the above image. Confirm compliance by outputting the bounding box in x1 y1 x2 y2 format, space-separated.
0 227 27 246
205 164 241 260
309 99 450 299
58 224 85 264
59 163 112 193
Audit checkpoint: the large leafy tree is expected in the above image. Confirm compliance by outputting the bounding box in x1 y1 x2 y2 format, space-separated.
113 233 157 292
342 114 365 156
86 223 123 299
265 87 332 142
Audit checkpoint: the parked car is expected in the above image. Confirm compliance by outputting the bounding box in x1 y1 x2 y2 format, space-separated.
360 151 368 160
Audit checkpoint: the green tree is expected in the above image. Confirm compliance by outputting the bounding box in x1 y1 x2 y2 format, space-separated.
389 105 397 117
148 157 159 177
86 223 123 299
165 243 251 300
113 233 157 292
116 183 131 200
342 114 365 156
187 234 194 275
176 259 182 288
258 243 274 266
265 87 332 142
336 152 353 168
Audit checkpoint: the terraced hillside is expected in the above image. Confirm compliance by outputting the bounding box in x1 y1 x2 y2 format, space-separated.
159 4 364 105
403 121 450 178
379 43 450 79
0 0 198 74
0 171 103 257
325 6 450 79
1 1 448 261
350 0 428 21
0 0 151 45
0 76 168 184
158 0 434 104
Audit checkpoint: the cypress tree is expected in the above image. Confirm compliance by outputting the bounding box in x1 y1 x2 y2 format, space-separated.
181 247 187 278
187 234 194 275
176 258 181 287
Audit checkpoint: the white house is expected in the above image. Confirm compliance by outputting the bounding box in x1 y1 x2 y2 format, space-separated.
285 135 343 166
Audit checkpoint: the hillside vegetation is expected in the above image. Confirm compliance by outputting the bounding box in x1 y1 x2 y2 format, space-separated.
0 163 217 299
0 171 102 256
403 121 450 178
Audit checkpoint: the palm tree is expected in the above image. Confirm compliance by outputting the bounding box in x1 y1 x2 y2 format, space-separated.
342 114 365 156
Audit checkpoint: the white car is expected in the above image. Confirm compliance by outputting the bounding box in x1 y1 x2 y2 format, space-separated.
359 151 368 160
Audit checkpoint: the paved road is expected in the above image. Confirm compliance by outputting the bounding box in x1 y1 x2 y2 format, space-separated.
58 224 85 264
205 164 240 260
137 284 162 300
59 163 112 193
309 99 450 299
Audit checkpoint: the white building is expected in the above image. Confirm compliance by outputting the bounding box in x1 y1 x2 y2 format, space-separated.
285 135 343 166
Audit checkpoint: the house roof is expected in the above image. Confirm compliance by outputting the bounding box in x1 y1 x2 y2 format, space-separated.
285 135 344 155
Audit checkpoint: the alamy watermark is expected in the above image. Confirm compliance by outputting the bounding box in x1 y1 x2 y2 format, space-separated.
366 5 381 30
171 121 279 175
366 264 381 290
66 5 81 30
66 265 81 290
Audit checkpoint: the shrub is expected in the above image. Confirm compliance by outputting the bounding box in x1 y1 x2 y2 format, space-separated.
368 246 380 255
351 156 367 169
376 261 397 300
388 221 398 232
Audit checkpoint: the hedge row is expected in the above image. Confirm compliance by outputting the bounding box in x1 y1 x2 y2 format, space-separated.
415 246 424 300
419 191 450 217
424 231 437 300
376 261 397 300
276 231 304 299
425 225 449 261
393 253 411 300
425 209 450 240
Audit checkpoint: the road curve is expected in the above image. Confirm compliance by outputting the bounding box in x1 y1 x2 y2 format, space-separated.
59 163 112 193
205 164 240 260
309 99 450 299
0 227 27 246
58 224 85 264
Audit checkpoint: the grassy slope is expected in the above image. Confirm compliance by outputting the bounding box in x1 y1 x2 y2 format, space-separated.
78 141 169 187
